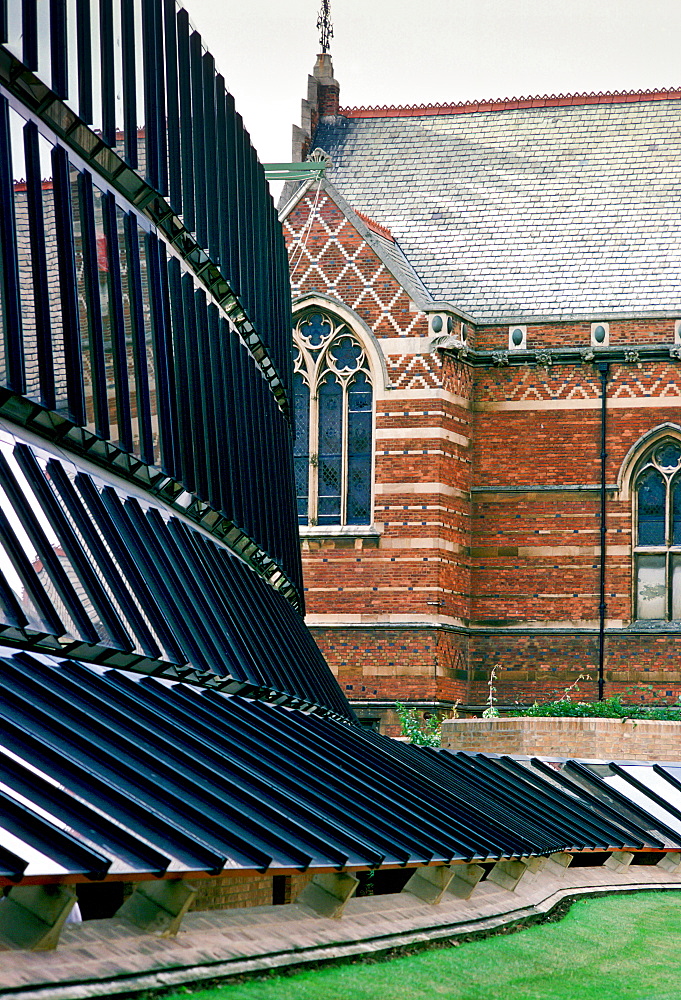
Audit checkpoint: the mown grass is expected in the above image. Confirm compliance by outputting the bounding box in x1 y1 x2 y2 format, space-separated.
168 891 681 1000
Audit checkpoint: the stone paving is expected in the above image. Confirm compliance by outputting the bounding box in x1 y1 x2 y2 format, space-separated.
2 865 681 999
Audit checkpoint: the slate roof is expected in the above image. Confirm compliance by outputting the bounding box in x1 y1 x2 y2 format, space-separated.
313 96 681 322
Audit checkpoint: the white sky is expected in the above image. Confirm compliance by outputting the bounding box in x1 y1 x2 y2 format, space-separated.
183 0 681 172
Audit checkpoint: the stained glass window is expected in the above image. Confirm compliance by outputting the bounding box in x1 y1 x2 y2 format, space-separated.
293 311 373 528
634 441 681 619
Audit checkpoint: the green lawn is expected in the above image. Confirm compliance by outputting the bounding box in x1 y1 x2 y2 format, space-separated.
176 892 681 999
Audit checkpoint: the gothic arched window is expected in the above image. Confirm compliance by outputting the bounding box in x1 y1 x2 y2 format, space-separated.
634 440 681 619
293 311 373 527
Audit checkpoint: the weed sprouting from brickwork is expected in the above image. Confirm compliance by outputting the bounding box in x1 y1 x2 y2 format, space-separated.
394 702 441 746
482 664 500 718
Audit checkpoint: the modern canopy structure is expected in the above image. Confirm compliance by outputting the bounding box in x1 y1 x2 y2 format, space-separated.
1 0 681 962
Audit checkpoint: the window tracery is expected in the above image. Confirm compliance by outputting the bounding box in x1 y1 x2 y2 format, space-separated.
293 311 373 527
634 440 681 619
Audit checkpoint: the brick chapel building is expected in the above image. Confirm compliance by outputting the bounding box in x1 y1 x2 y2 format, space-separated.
280 54 681 733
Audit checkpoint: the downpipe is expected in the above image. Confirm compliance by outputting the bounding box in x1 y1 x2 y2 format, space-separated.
597 362 610 701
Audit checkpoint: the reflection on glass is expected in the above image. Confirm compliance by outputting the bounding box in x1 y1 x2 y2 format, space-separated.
347 371 372 524
293 371 309 525
38 134 67 413
9 108 39 401
318 372 342 525
137 229 158 463
117 206 140 453
92 186 119 445
637 469 666 545
636 554 666 619
70 164 96 433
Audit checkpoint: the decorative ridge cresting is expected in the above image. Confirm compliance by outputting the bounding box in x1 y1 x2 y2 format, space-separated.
353 208 394 242
338 87 681 118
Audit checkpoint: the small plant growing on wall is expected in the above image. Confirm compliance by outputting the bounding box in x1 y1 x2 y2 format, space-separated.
395 702 441 747
482 664 500 718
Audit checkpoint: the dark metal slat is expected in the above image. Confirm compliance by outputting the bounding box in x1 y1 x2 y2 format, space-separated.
47 461 161 659
51 146 85 424
0 451 99 642
0 97 24 393
15 445 133 651
77 477 184 663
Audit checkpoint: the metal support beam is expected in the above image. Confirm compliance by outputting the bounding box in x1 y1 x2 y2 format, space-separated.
0 885 77 951
116 878 197 936
295 872 359 918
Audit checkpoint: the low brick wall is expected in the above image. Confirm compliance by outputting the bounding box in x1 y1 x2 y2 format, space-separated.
190 873 314 912
440 716 681 761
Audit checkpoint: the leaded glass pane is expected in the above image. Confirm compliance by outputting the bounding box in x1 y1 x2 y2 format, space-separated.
317 372 342 524
636 554 666 619
347 371 372 524
637 468 666 545
672 479 681 546
293 372 309 525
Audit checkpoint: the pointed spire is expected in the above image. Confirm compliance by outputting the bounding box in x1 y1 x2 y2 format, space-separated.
317 0 334 54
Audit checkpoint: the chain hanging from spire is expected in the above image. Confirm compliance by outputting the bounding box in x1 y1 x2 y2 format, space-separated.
317 0 333 53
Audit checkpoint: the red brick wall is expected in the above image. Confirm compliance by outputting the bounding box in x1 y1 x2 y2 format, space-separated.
190 873 314 911
284 185 681 727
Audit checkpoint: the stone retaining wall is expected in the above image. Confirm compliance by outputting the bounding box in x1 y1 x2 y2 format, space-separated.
440 716 681 760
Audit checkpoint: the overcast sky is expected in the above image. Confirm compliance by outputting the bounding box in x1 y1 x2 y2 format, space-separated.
184 0 681 173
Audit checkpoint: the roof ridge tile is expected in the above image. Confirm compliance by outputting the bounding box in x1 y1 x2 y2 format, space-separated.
338 88 681 118
353 208 394 242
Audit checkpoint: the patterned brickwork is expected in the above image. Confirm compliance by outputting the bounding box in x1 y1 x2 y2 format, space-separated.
283 165 681 730
285 191 428 340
